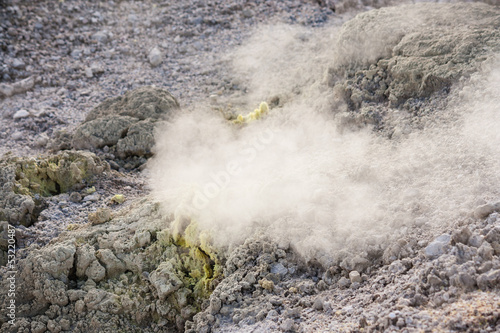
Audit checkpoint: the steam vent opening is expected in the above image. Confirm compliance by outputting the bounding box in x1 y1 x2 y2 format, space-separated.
1 1 500 333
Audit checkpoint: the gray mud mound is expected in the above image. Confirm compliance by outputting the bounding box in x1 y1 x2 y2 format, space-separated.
0 195 326 333
83 86 179 122
71 86 180 168
329 3 500 109
0 199 224 332
0 151 108 228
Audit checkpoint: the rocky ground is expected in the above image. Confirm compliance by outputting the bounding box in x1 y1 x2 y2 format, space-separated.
1 0 500 333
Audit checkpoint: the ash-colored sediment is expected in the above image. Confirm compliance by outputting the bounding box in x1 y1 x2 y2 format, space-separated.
71 86 180 167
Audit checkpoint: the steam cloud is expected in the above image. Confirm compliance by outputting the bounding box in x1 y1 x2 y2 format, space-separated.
148 23 500 263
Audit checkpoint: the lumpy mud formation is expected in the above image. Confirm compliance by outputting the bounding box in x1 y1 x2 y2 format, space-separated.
70 86 180 168
0 151 108 228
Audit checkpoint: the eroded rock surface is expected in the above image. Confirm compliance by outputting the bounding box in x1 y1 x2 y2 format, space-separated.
0 151 108 227
329 3 500 109
71 86 180 168
0 199 223 332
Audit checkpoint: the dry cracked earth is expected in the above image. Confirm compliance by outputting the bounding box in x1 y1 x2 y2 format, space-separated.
1 0 500 333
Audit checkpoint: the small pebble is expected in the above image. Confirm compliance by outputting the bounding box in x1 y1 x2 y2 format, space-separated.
338 276 351 288
452 226 472 245
34 134 49 148
271 263 288 276
242 9 254 18
258 278 274 291
84 193 100 202
312 297 324 311
280 318 295 332
12 132 24 140
267 309 279 319
425 234 451 259
12 58 26 69
84 67 93 78
69 192 82 203
71 49 82 59
148 47 163 67
88 207 112 225
92 30 109 43
13 109 30 119
349 270 362 283
468 233 484 248
108 160 120 170
110 194 125 204
474 203 496 219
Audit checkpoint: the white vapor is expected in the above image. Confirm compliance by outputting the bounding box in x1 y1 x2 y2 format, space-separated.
148 23 500 263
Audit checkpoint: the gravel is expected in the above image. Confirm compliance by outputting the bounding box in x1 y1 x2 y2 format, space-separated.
0 0 338 157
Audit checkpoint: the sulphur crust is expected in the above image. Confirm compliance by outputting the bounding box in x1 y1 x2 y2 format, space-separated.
233 101 269 124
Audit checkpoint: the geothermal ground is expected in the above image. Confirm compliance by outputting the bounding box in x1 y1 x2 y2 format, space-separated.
1 0 500 332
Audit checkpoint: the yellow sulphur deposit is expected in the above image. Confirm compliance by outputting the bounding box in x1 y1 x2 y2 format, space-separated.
233 101 269 124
